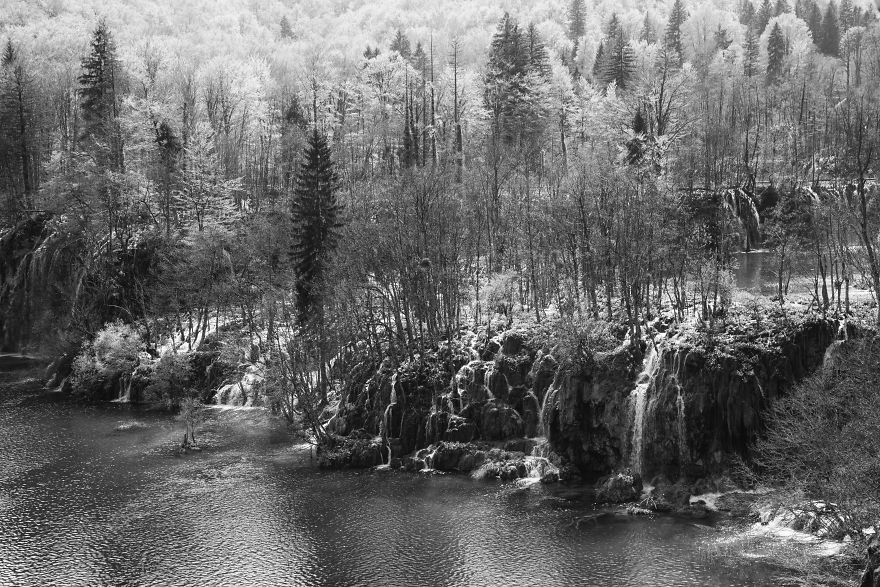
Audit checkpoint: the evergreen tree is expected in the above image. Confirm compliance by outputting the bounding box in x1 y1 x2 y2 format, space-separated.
593 41 605 79
625 107 648 164
484 13 530 144
79 19 123 173
807 1 823 47
602 31 636 89
821 2 840 56
743 29 760 76
714 25 732 51
390 29 412 58
766 22 787 83
640 13 657 44
740 0 756 27
526 23 551 79
756 0 773 33
665 0 688 66
774 0 790 16
280 16 294 39
0 39 36 209
840 0 853 29
291 128 343 321
606 13 620 40
568 0 586 40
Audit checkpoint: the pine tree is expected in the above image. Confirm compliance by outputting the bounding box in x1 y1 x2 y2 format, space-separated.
807 1 823 47
625 107 648 164
756 0 773 33
821 2 840 56
606 13 620 40
568 0 586 41
280 16 293 39
526 23 551 79
602 31 636 89
640 13 657 44
665 0 688 66
79 19 123 173
390 30 412 59
766 22 787 83
840 0 853 29
291 128 343 321
0 39 36 209
484 13 529 143
714 25 732 51
774 0 790 16
593 42 605 79
740 0 756 27
743 29 760 76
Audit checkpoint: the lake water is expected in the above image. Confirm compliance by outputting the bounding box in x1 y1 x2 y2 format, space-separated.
0 368 775 587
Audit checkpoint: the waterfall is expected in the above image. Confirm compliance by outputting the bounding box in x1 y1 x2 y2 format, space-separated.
629 337 662 475
676 391 688 469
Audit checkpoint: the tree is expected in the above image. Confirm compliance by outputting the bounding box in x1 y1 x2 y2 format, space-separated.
774 0 790 16
593 41 606 79
807 1 824 46
79 19 123 173
602 31 636 89
390 29 411 58
740 0 757 27
280 16 294 39
568 0 586 40
766 22 787 83
756 0 773 33
0 39 36 212
821 2 841 56
291 128 343 402
665 0 689 65
744 29 761 76
640 13 658 44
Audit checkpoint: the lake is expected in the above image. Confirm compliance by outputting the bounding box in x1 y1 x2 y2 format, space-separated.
0 368 774 587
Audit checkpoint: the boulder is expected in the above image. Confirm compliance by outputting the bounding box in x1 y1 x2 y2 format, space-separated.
595 471 643 503
480 400 524 440
444 415 478 443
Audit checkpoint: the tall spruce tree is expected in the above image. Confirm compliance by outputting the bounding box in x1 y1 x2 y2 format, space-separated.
0 39 36 209
774 0 790 16
280 16 294 39
665 0 688 66
640 13 657 43
766 22 787 83
79 19 123 173
593 41 605 79
808 1 824 47
740 0 757 27
821 2 840 56
568 0 586 40
744 30 761 77
602 31 636 89
390 30 412 58
756 0 773 33
291 128 343 321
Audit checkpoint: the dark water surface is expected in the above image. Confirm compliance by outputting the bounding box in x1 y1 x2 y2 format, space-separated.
0 374 774 587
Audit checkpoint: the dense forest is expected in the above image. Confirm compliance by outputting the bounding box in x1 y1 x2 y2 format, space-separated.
2 0 880 403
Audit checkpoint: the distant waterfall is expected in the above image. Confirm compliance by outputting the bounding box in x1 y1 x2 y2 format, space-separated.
629 337 662 475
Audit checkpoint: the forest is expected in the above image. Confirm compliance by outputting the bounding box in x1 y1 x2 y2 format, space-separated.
3 0 880 582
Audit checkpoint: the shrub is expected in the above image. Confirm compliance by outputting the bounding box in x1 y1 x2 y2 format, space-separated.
145 352 192 407
753 335 880 538
70 321 142 399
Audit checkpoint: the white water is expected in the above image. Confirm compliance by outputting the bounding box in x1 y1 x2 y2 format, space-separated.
629 338 663 475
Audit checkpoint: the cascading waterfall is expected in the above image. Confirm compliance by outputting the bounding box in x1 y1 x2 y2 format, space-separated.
629 337 663 475
676 391 688 469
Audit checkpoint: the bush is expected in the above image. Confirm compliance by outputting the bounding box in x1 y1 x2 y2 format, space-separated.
70 321 143 399
145 352 192 407
753 335 880 538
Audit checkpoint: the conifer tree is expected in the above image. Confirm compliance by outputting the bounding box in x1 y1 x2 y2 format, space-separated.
821 2 840 56
568 0 586 40
665 0 688 66
840 0 853 29
280 16 294 39
606 13 621 40
291 128 343 321
774 0 790 16
0 39 36 208
593 42 605 79
756 0 773 33
602 31 636 89
526 23 551 79
743 29 760 76
640 13 657 44
79 19 123 173
807 1 824 47
740 0 756 27
714 25 732 51
766 22 787 83
390 30 412 59
625 107 648 164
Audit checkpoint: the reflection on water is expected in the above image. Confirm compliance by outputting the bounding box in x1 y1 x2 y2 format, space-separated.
0 378 773 587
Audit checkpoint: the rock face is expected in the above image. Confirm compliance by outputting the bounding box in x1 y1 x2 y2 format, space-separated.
541 344 640 480
327 329 555 468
